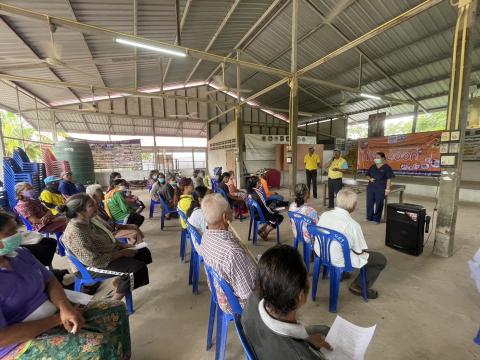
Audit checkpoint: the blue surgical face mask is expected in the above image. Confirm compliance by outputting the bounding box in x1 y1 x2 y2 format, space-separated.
0 233 22 257
159 178 166 184
374 158 382 165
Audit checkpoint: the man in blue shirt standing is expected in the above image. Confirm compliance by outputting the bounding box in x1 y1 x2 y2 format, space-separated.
58 171 79 199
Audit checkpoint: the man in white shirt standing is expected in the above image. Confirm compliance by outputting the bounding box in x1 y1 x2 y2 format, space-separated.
316 188 387 299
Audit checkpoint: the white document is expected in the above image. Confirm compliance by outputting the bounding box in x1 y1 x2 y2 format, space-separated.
65 289 93 306
134 242 148 250
322 315 376 360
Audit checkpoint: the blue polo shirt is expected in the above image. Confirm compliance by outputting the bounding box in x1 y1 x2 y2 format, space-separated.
58 180 79 197
367 164 395 190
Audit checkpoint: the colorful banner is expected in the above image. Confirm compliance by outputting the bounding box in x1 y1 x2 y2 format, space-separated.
88 139 142 170
357 132 441 176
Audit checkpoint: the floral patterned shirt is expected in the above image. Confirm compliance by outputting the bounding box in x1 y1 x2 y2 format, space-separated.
288 203 319 244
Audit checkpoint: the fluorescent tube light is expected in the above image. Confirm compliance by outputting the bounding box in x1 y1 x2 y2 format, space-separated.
115 38 186 57
360 92 381 100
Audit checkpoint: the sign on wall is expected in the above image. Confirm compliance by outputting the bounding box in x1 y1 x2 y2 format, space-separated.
88 139 143 170
357 131 441 176
464 129 480 161
245 134 316 161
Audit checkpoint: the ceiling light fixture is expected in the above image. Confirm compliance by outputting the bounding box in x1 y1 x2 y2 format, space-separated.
360 92 381 100
115 38 187 57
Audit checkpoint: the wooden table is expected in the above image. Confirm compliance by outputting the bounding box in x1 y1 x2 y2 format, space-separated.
322 178 405 220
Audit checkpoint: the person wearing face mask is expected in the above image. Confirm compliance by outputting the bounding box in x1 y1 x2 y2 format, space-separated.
15 182 68 234
147 170 160 190
200 193 257 313
0 211 132 359
159 174 178 210
61 194 152 301
39 176 65 215
104 179 145 227
242 245 332 360
150 172 166 202
366 152 395 224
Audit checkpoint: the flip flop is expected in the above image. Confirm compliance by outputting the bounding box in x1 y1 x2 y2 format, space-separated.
349 286 378 299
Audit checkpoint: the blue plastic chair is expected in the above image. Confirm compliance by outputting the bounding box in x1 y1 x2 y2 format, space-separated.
475 328 480 345
177 209 189 262
15 210 65 257
149 199 162 219
186 222 203 294
288 211 315 271
61 240 134 315
158 195 178 230
246 197 279 245
211 178 218 192
307 225 368 313
204 264 243 360
233 314 258 360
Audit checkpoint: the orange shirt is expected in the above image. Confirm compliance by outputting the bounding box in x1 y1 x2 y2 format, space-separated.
260 177 271 197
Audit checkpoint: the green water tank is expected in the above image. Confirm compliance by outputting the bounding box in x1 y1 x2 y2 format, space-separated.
53 141 95 185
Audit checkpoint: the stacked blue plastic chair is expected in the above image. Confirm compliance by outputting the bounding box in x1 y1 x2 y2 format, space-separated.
177 209 189 262
307 224 368 313
247 197 279 245
61 239 134 315
204 264 243 360
186 222 203 294
288 211 315 271
158 195 178 230
233 314 257 360
211 178 218 192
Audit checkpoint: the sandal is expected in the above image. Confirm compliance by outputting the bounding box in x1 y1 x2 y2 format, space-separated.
349 286 378 299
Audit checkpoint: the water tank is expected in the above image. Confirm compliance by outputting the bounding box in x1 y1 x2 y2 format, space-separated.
53 141 95 185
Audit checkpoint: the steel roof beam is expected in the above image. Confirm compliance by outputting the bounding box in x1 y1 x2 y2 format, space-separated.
184 0 241 84
0 3 290 78
0 74 238 106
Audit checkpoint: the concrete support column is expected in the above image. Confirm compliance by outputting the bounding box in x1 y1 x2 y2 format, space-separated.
412 105 419 133
434 0 479 257
288 0 299 195
236 51 245 188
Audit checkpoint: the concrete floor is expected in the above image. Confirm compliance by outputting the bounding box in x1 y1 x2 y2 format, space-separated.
55 189 480 359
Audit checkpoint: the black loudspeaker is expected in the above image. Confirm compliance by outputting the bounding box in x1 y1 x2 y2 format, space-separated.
386 203 426 256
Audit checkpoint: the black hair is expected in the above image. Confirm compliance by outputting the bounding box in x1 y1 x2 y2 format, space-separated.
219 172 231 183
246 176 260 194
109 172 121 186
166 173 176 181
148 170 159 179
187 186 208 217
257 245 309 316
177 177 193 199
113 178 127 187
57 193 94 219
294 183 308 207
0 212 14 231
376 152 386 159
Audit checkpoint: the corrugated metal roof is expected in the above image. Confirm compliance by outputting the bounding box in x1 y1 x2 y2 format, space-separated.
0 0 477 134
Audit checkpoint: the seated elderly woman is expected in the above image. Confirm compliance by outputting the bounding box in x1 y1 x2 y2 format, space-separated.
61 194 152 301
317 189 387 299
246 176 284 241
150 172 166 202
218 172 247 218
289 183 319 246
242 245 332 360
15 182 68 234
201 193 257 313
105 179 145 227
0 212 131 359
86 184 144 245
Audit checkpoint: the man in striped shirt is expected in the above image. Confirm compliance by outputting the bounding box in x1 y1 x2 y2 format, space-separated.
200 193 257 313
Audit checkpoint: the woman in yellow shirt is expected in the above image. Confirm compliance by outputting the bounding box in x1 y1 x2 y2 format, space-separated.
177 177 194 229
39 176 65 215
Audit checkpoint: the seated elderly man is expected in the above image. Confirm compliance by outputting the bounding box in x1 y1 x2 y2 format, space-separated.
317 188 387 299
200 193 257 312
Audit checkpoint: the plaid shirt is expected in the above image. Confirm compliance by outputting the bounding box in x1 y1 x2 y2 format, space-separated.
200 229 257 313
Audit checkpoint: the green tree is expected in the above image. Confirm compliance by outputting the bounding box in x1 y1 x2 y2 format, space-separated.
384 117 413 136
0 111 53 161
347 123 368 139
416 111 446 132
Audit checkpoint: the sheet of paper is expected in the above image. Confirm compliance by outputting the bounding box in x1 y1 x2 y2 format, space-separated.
65 289 93 305
134 242 148 250
322 315 376 360
274 206 286 212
